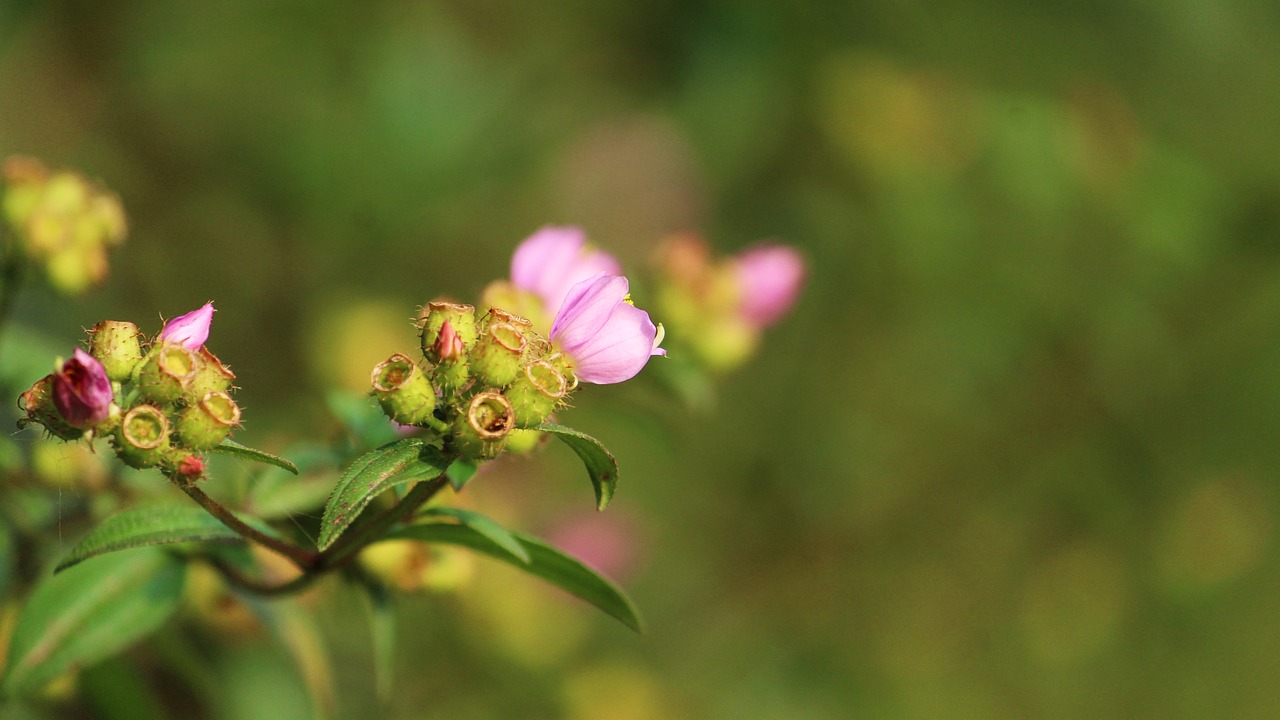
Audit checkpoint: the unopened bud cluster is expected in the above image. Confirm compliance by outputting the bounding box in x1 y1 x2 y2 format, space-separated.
1 156 127 295
371 301 575 461
18 307 240 480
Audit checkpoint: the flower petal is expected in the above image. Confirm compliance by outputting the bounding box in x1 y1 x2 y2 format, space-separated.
53 348 113 427
551 275 660 384
733 245 805 327
567 302 661 384
511 226 620 317
160 302 215 350
550 274 629 350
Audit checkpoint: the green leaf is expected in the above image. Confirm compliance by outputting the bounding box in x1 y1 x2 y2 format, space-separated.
2 548 187 697
55 505 282 572
387 523 642 632
418 507 530 564
445 459 479 492
318 438 449 551
535 422 619 510
209 439 299 475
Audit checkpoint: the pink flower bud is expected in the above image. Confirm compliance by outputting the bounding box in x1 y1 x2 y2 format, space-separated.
52 348 113 427
434 320 465 362
732 245 805 328
550 274 665 384
159 302 215 350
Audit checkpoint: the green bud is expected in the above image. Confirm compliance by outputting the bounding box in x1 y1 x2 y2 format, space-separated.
470 322 528 388
175 391 241 451
505 360 568 427
88 320 144 382
115 405 171 468
420 302 477 363
504 428 545 454
450 391 514 460
17 375 83 441
135 344 197 405
189 347 236 399
371 353 437 425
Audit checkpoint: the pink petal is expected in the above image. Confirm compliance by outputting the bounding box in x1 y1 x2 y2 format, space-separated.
552 275 660 384
53 348 113 427
733 245 805 327
160 302 215 350
510 226 620 317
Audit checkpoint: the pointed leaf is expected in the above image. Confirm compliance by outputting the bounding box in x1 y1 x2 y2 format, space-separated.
56 505 282 572
536 422 619 510
419 507 530 564
445 459 479 492
318 438 449 550
210 439 299 475
2 548 186 697
387 523 642 632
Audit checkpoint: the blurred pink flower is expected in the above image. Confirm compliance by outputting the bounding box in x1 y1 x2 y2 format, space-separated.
511 227 620 317
551 274 664 384
549 513 642 581
53 349 113 427
160 301 215 350
732 244 805 328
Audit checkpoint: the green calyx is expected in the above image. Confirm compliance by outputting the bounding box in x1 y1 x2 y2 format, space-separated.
372 353 437 425
450 391 514 460
175 391 241 451
115 405 171 468
506 360 568 428
88 320 144 382
135 344 197 405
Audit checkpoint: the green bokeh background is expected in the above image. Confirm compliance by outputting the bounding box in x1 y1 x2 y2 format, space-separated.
5 0 1280 718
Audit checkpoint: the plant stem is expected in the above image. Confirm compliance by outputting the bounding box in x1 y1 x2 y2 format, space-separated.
319 474 451 570
177 472 451 594
203 555 320 597
173 478 321 570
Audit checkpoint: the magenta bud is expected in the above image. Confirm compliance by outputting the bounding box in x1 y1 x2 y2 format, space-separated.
732 244 805 328
88 320 144 382
159 302 215 350
52 349 114 428
420 302 477 363
176 454 205 480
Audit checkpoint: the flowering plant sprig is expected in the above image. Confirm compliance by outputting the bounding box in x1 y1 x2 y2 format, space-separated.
1 221 801 707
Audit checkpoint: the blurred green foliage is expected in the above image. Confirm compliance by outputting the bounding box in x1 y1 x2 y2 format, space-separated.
4 0 1280 718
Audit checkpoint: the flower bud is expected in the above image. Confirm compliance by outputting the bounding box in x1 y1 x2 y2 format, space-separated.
89 320 144 382
175 391 241 450
450 391 514 460
371 353 437 425
420 302 477 363
18 375 83 441
470 322 528 388
159 302 215 351
52 349 114 428
189 347 236 398
505 360 568 427
114 405 171 468
135 344 197 405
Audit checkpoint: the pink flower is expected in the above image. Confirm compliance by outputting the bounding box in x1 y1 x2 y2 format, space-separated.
551 274 665 384
732 245 805 328
159 302 215 350
52 349 113 427
511 227 620 317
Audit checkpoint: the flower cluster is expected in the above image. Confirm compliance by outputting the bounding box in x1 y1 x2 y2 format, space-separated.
1 156 127 295
374 228 664 460
19 303 240 479
653 233 804 372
